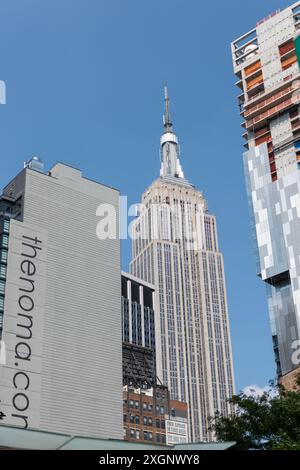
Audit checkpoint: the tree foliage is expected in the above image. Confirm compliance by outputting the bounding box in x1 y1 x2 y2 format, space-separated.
212 376 300 450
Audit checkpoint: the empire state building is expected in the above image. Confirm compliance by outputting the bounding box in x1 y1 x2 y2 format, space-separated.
130 87 235 441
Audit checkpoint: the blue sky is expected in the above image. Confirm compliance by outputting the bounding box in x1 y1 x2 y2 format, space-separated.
0 0 293 391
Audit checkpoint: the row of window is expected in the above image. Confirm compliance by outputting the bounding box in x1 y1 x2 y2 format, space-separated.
0 249 7 264
124 399 166 414
124 414 166 428
127 428 166 443
0 219 10 235
0 218 9 337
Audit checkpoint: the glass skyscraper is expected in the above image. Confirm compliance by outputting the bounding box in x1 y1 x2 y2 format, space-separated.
130 88 235 442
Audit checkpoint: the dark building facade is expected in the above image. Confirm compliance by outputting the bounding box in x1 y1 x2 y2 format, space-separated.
122 272 155 350
122 272 156 388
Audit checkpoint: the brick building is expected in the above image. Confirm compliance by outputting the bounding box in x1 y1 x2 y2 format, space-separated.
123 385 188 446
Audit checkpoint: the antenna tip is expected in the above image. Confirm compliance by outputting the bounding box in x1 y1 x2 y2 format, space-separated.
164 84 168 99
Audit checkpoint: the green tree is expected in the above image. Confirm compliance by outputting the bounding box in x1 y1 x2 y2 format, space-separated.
211 376 300 450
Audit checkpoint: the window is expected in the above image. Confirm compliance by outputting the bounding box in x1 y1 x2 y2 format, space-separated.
135 416 140 425
0 280 5 294
129 400 134 408
149 432 153 441
143 417 147 425
136 430 140 440
144 431 149 441
0 265 6 278
0 250 7 263
171 409 176 418
130 429 135 437
143 403 147 411
160 406 165 415
148 404 153 411
156 419 160 428
1 235 8 248
161 434 166 444
155 405 160 413
130 415 134 423
156 433 161 443
148 417 153 426
135 401 139 409
123 414 127 422
3 220 9 233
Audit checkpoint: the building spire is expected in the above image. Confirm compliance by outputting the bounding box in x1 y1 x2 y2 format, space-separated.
160 85 187 181
163 84 173 132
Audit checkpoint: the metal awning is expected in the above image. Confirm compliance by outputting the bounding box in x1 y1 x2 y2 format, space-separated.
0 425 235 450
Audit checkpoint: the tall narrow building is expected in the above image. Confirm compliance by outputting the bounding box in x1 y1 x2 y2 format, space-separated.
231 2 300 380
130 88 235 442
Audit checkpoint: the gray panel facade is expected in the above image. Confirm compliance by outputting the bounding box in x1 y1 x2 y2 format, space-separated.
244 143 300 375
0 163 123 439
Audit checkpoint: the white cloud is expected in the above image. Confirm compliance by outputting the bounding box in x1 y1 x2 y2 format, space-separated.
242 384 278 398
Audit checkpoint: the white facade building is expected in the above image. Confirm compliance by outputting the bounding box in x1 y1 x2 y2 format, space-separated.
130 88 235 441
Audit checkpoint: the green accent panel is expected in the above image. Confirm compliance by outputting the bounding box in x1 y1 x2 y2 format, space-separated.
294 35 300 68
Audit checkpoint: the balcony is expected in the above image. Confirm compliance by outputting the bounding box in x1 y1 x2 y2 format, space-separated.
244 59 261 78
246 70 300 106
244 83 296 120
245 94 300 130
292 120 300 132
232 33 259 68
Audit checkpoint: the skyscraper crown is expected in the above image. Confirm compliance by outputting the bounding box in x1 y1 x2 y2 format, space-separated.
160 86 191 187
